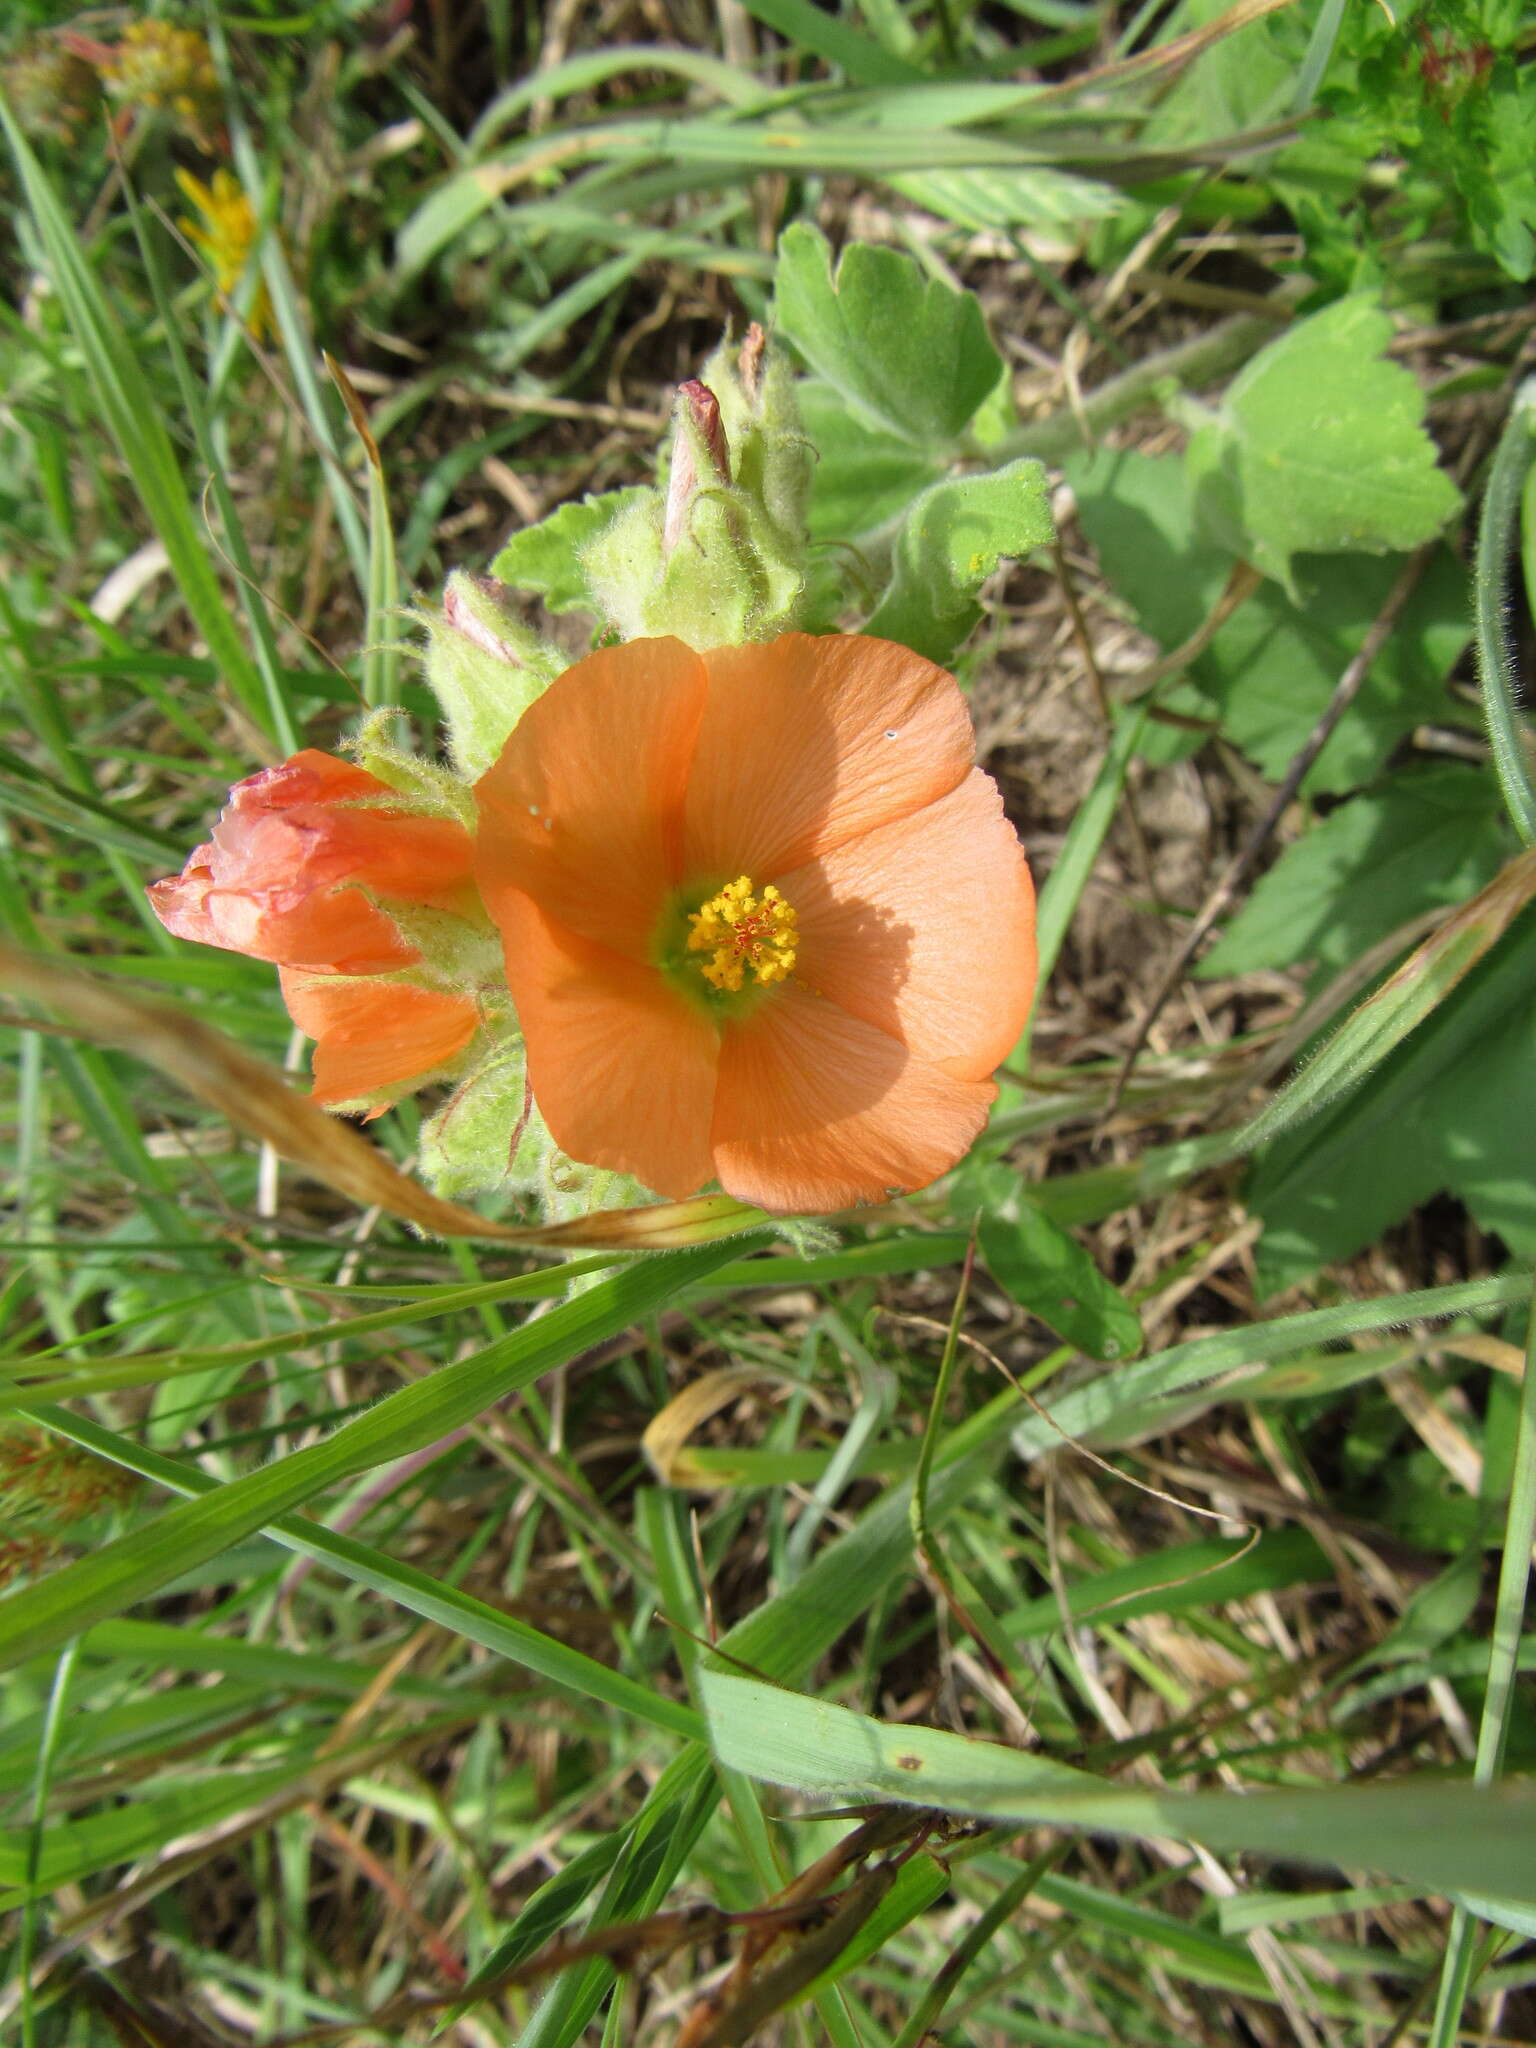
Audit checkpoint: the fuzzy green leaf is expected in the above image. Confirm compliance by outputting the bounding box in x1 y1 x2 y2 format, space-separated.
775 223 1002 450
863 458 1053 663
1185 295 1462 594
491 488 649 614
798 382 944 544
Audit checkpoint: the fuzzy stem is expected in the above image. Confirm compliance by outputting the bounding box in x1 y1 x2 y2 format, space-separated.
1475 378 1536 846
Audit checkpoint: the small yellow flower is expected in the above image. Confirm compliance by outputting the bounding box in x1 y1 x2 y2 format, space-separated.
176 167 270 337
102 20 220 144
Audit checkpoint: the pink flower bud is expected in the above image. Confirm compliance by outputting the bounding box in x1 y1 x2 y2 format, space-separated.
663 379 731 554
738 322 767 404
442 574 529 669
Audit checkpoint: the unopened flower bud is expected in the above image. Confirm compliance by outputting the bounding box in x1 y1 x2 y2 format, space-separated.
701 324 812 555
444 574 527 666
663 380 731 554
423 571 564 777
738 321 767 399
579 336 811 650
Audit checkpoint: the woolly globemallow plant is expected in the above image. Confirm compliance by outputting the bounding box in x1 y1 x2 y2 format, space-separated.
474 631 1036 1214
148 749 493 1112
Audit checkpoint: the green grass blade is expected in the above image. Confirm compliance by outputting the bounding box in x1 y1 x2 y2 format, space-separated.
1428 1282 1536 2044
27 1409 700 1740
205 19 370 595
0 1239 758 1673
0 105 274 741
497 1392 1021 2046
118 178 302 753
1230 850 1536 1157
1290 0 1350 114
325 357 401 711
736 0 924 82
702 1672 1536 1902
1010 1270 1531 1461
18 1639 76 2048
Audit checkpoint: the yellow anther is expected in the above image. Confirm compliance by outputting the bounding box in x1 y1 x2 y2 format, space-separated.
686 875 798 994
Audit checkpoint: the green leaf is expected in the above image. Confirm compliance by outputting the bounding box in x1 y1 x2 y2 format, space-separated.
1067 450 1469 791
972 1168 1142 1362
1002 1528 1329 1641
1061 446 1224 766
490 488 649 614
1066 447 1228 648
701 1670 1536 1903
1203 549 1470 793
1202 765 1510 979
774 223 1002 451
1139 0 1298 143
1235 850 1536 1166
1248 904 1536 1291
1365 1546 1484 1668
1184 294 1462 595
798 381 944 544
863 458 1053 664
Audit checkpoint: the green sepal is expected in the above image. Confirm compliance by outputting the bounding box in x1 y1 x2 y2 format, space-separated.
419 572 565 777
420 1041 653 1222
419 1039 541 1202
348 708 477 826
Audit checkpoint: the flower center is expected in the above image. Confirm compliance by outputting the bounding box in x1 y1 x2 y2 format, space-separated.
686 875 797 994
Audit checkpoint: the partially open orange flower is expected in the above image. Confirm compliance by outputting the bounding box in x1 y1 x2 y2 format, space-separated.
149 749 481 1105
475 634 1036 1212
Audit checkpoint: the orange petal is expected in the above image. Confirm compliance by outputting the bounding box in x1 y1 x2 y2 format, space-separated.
213 802 475 908
684 635 975 883
495 890 719 1198
204 877 419 975
145 844 219 947
149 837 417 973
150 749 477 974
246 750 385 805
279 972 479 1104
475 638 708 960
223 751 476 902
711 982 994 1213
779 769 1036 1082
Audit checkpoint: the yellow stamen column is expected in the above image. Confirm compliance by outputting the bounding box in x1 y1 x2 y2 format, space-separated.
686 876 798 994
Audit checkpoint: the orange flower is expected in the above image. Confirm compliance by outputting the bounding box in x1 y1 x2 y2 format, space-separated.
149 749 481 1105
474 634 1036 1212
